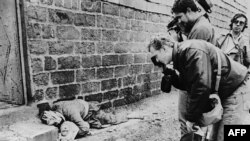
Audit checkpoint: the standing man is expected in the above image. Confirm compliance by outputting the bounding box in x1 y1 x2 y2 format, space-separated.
171 0 216 136
148 36 250 141
171 0 215 44
216 13 250 68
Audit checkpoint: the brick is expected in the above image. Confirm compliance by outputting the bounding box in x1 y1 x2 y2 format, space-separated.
119 87 134 101
144 23 157 33
31 58 43 73
59 84 81 98
135 10 147 21
40 0 53 5
149 72 160 81
102 2 119 16
148 13 160 23
74 13 95 27
143 64 153 73
125 93 140 104
45 56 57 71
117 18 131 30
119 31 133 42
149 81 160 89
129 65 142 75
54 0 63 7
82 55 101 68
28 40 48 55
41 24 55 39
113 98 126 107
103 90 118 100
120 87 140 104
45 87 58 99
119 54 133 65
97 67 114 79
133 32 147 42
72 0 79 10
75 42 95 54
81 28 101 41
33 89 44 102
137 74 151 83
49 41 74 55
141 91 151 98
152 89 161 96
28 0 39 4
96 42 114 54
33 73 49 86
160 14 171 23
115 66 129 77
81 0 101 13
97 16 119 29
49 9 74 24
64 0 72 9
58 56 81 69
85 93 102 103
102 30 119 41
120 7 134 19
100 101 112 109
114 43 130 53
131 20 144 31
134 54 146 63
123 76 136 86
51 71 74 84
57 26 80 40
141 83 151 92
101 79 117 91
82 82 101 93
118 78 122 88
130 43 147 53
27 6 47 22
133 85 141 95
27 23 41 39
102 55 119 66
76 69 95 82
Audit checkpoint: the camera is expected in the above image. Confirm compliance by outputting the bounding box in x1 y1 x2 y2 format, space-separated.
151 56 173 93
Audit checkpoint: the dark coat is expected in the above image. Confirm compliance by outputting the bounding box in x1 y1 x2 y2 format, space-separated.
172 39 248 123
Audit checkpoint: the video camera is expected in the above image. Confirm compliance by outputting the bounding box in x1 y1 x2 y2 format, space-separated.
167 17 181 33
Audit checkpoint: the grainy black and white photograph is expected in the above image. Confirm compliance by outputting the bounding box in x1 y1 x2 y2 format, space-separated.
1 0 250 141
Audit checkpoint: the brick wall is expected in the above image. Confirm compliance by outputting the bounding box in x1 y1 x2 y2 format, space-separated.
24 0 248 107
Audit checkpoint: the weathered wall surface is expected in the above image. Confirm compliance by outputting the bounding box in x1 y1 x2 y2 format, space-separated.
24 0 248 107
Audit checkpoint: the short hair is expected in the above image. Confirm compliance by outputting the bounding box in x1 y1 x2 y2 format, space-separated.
148 37 173 52
37 102 51 118
172 0 199 14
229 13 248 32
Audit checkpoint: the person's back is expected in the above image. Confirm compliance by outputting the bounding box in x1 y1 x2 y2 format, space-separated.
174 40 247 100
171 0 216 137
172 39 250 141
188 16 215 44
148 37 250 141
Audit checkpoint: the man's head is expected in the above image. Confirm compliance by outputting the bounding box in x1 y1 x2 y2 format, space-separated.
230 13 248 33
148 36 174 66
41 111 65 126
171 0 200 34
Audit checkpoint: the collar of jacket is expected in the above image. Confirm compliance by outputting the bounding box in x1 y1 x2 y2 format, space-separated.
228 30 243 42
188 15 204 38
172 42 180 69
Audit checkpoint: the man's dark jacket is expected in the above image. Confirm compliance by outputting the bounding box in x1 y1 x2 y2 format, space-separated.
172 39 248 123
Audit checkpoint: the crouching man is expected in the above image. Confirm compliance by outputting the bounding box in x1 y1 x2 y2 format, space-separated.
38 99 123 139
148 36 250 141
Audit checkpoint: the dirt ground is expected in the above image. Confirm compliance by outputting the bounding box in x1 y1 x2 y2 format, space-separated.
79 89 181 141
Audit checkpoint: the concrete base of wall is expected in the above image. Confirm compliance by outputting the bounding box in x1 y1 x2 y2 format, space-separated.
0 105 58 141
